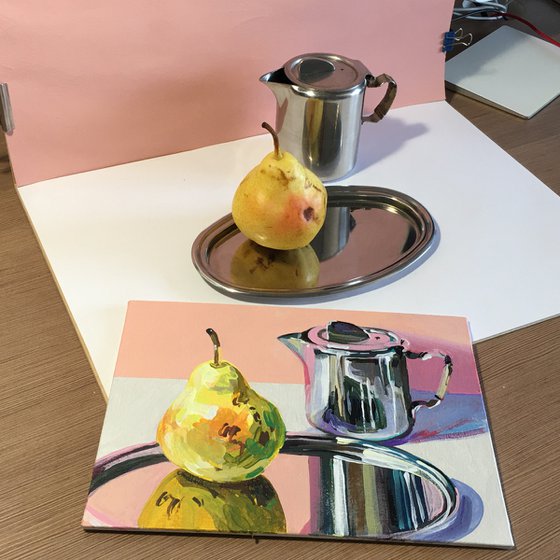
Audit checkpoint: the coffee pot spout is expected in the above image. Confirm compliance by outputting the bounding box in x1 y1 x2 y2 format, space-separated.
277 332 307 361
260 69 293 104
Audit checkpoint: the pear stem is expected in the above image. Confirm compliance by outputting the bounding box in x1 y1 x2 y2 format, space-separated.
206 328 221 366
262 122 281 160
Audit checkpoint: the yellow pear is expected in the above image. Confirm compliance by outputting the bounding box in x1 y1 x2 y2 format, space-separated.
230 240 320 290
157 329 286 483
232 122 328 250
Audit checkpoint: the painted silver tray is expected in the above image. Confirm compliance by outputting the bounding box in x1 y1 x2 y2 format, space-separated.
191 186 436 299
86 435 458 540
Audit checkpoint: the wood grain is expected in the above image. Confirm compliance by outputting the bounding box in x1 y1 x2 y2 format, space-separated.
1 8 559 557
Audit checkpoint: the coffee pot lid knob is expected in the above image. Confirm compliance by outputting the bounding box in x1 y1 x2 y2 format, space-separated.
307 321 404 352
326 321 369 344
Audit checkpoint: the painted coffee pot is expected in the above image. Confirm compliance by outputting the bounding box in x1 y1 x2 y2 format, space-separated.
278 321 453 441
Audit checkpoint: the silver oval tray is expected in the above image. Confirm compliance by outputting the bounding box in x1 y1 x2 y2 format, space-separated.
191 185 436 299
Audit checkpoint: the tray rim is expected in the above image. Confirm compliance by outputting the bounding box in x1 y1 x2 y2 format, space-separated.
191 185 436 299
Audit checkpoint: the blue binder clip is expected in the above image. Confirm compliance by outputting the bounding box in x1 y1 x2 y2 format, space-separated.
443 28 473 52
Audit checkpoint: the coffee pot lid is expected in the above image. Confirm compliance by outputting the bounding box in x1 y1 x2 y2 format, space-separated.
283 53 371 92
307 321 406 352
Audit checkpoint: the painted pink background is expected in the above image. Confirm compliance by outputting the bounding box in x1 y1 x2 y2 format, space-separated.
114 301 481 395
1 0 454 186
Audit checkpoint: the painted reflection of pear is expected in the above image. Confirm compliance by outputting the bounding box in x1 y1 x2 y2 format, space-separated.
157 329 286 483
138 469 286 533
230 240 320 290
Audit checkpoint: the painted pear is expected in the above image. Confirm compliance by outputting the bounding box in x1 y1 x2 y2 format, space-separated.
138 468 286 533
230 240 320 290
157 329 286 483
232 122 328 250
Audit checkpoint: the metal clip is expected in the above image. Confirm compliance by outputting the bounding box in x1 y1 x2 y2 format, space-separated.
442 28 473 53
0 83 15 135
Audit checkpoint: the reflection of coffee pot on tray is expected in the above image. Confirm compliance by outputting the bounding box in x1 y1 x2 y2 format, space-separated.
278 321 453 441
307 453 454 537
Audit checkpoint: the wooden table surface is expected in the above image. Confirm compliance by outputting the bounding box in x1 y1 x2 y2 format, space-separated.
1 10 559 560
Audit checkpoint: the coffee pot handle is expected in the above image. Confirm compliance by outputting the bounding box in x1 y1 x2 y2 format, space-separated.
362 73 398 123
405 350 453 412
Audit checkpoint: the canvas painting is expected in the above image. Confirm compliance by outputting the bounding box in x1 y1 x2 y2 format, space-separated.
83 301 513 548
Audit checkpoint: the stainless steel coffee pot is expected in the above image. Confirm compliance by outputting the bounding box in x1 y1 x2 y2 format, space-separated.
260 53 397 181
278 321 452 441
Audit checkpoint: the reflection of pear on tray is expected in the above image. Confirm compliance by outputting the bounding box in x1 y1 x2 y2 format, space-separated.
157 329 286 483
232 122 328 250
138 468 286 533
230 240 320 290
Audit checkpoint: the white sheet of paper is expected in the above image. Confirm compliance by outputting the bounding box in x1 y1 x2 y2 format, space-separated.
445 26 560 118
18 101 560 395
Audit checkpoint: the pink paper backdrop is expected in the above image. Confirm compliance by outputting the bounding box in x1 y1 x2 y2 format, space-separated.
1 0 453 186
